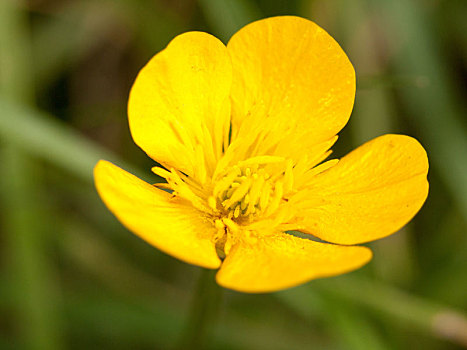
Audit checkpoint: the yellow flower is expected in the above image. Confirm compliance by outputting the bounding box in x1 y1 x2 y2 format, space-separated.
94 16 429 293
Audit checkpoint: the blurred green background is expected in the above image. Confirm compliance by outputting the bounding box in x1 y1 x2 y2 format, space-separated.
1 0 466 349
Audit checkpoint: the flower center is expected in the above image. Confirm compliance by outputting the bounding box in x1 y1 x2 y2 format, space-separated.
218 166 270 219
153 156 296 259
210 156 294 223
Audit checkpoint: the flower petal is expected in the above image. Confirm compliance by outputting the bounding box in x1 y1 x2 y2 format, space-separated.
296 134 429 245
94 160 221 268
128 31 232 180
216 233 372 293
226 16 355 163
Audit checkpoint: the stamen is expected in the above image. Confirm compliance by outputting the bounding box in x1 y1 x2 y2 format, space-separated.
155 152 300 244
213 157 293 223
222 178 251 209
259 182 271 210
208 196 217 210
152 166 209 212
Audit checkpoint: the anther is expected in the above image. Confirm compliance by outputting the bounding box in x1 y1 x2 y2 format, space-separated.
213 158 293 221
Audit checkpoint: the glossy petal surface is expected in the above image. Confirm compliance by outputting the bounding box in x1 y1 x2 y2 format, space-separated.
226 16 355 164
297 134 429 245
94 161 220 268
128 31 232 180
216 233 372 293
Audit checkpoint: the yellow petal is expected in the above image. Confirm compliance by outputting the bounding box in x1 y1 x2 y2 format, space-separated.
226 16 355 163
94 161 220 269
216 233 372 293
128 31 232 179
297 134 429 245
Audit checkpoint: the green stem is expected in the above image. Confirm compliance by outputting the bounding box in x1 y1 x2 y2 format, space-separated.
2 147 63 350
0 1 63 349
180 268 223 349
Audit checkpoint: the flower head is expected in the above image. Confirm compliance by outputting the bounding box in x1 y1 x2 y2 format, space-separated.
94 16 429 293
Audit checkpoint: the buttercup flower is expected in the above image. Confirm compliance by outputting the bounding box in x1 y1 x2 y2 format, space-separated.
94 16 428 293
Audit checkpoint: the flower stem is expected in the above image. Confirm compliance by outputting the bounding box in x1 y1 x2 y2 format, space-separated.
180 268 223 349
